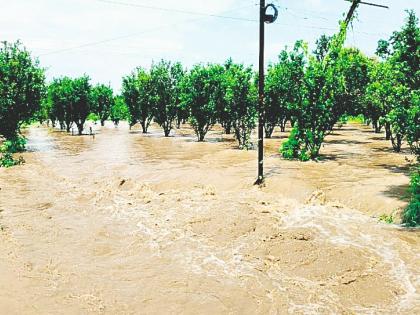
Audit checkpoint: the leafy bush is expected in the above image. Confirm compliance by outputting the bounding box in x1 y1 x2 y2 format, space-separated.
402 167 420 227
0 136 27 153
0 136 26 168
281 128 310 161
379 213 395 224
0 152 24 168
87 113 100 123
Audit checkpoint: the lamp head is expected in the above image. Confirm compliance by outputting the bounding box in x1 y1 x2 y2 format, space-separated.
264 4 278 24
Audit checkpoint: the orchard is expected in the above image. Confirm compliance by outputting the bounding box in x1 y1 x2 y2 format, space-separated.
0 11 419 226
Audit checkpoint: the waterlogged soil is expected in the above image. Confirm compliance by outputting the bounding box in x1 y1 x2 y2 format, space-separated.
0 122 419 314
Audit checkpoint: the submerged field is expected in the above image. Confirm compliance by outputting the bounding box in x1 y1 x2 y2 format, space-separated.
0 122 419 314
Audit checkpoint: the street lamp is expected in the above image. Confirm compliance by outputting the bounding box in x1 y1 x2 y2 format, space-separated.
256 1 278 185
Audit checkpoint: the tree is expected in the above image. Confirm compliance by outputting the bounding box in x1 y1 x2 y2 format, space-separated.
216 59 233 135
382 10 419 90
0 41 45 141
48 77 74 132
383 84 414 152
71 76 92 135
281 23 352 160
91 84 114 126
35 98 52 126
181 64 223 142
407 91 420 157
150 60 184 137
364 61 391 134
334 47 371 120
110 96 129 126
265 42 306 138
224 63 257 149
122 67 154 133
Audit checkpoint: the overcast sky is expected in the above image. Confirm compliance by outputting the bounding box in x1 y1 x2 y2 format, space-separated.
1 0 419 91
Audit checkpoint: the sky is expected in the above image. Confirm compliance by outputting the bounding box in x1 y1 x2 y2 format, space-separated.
1 0 419 91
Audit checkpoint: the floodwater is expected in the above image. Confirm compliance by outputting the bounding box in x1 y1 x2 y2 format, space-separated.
0 122 419 314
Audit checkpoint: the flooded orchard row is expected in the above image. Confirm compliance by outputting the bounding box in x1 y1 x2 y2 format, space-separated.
0 122 419 314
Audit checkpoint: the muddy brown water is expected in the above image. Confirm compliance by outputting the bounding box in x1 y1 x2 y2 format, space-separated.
0 122 419 314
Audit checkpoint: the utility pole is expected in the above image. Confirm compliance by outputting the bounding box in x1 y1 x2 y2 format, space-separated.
344 0 388 26
254 0 386 186
255 1 278 186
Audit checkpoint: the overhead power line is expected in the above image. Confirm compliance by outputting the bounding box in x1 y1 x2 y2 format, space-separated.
40 3 256 56
39 1 389 56
95 0 257 22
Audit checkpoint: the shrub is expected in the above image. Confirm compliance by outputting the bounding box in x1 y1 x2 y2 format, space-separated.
281 128 310 161
402 167 420 227
0 136 26 168
0 136 27 153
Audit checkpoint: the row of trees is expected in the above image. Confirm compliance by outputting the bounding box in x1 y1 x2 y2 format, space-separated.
117 11 419 159
45 78 128 135
122 60 257 148
0 11 418 226
7 11 415 158
275 11 419 162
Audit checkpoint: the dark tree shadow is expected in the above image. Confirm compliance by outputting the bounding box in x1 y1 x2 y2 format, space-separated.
374 164 411 175
325 139 368 145
382 184 410 201
370 136 386 141
372 147 412 155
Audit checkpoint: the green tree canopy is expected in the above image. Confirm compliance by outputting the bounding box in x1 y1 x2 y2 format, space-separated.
91 84 114 126
0 41 45 140
181 63 224 142
150 60 184 137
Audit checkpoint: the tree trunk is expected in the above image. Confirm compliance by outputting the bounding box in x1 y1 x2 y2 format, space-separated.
223 122 232 135
385 123 391 141
265 125 274 139
391 134 402 153
101 120 105 127
77 123 84 135
141 121 148 134
280 122 286 133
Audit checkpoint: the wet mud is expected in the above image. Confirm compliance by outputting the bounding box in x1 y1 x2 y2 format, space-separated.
0 123 418 314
